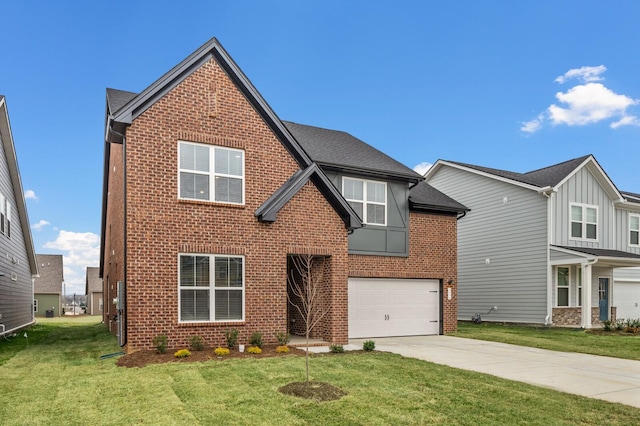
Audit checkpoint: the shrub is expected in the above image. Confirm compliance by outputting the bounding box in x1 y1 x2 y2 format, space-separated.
214 347 230 356
615 319 625 330
152 334 168 354
275 331 290 346
602 320 614 331
249 331 263 348
174 349 191 358
224 328 239 349
189 335 204 351
363 340 375 352
247 346 262 354
276 345 289 353
329 344 345 353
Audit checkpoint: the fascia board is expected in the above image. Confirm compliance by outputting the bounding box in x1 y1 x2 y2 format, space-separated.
553 156 624 202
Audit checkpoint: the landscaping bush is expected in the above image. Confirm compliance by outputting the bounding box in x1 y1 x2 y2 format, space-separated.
152 334 168 354
363 340 375 352
275 331 290 346
329 344 345 353
174 349 191 358
276 345 289 353
189 335 204 351
249 331 263 348
214 347 230 356
247 346 262 354
224 328 239 349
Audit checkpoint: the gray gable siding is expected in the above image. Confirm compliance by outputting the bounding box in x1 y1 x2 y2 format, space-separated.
325 171 410 256
552 167 615 248
428 166 549 323
614 208 640 254
0 132 36 332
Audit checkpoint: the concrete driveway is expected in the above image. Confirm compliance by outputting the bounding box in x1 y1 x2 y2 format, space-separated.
348 336 640 408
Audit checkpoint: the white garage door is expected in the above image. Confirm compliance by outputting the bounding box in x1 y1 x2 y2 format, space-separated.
348 278 440 339
614 281 640 319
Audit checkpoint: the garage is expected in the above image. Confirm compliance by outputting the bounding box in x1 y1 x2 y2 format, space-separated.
614 280 640 319
348 278 440 338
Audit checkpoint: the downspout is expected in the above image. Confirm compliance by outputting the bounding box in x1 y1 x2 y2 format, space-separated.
110 129 127 347
540 187 554 325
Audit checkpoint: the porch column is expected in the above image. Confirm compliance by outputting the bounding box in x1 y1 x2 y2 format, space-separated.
581 263 593 329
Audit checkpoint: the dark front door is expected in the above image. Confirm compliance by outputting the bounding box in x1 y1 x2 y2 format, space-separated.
598 278 609 321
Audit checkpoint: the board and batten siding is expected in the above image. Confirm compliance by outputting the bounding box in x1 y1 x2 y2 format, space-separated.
613 208 640 255
428 166 548 323
0 132 35 333
551 167 615 248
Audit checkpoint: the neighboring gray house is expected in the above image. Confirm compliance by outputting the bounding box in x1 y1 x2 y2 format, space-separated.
34 254 63 317
85 267 102 315
425 154 640 328
0 96 39 335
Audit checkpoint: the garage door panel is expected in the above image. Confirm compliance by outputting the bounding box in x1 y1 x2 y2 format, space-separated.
348 278 440 339
614 281 640 319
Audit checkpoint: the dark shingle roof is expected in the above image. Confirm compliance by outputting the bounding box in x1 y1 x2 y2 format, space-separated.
85 267 101 294
447 155 592 188
34 254 63 294
106 88 137 115
553 246 640 259
622 191 640 203
409 182 469 214
283 121 422 182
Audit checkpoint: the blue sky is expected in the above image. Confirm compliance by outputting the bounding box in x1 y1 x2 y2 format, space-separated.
2 1 640 295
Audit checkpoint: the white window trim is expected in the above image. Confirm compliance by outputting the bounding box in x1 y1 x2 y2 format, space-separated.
177 141 245 205
178 253 245 324
629 212 640 247
569 202 598 242
556 266 571 307
342 176 387 226
34 299 38 312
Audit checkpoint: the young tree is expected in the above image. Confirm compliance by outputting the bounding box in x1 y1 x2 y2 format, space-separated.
287 253 329 382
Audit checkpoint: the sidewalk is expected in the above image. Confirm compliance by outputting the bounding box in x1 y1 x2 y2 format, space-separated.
346 335 640 408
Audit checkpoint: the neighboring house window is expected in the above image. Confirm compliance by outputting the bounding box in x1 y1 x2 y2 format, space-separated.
556 267 569 307
630 214 640 246
179 254 244 322
34 299 38 312
0 193 5 234
577 267 582 307
178 141 244 204
342 177 386 225
99 297 103 312
570 203 597 240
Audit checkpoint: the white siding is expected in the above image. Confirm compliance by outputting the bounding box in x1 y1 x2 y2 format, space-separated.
613 208 640 254
428 166 548 323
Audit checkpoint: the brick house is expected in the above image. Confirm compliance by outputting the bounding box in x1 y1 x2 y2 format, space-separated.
100 38 467 352
34 254 63 317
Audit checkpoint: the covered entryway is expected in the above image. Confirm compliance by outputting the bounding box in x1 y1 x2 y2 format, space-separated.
348 278 440 338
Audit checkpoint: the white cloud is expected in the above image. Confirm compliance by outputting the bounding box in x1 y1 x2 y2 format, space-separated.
24 189 37 200
413 162 433 176
548 83 638 126
521 113 545 134
522 66 640 134
43 230 100 296
554 65 606 84
31 219 50 230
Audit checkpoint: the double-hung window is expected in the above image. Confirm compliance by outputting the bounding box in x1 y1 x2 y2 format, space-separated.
178 141 244 204
342 177 386 225
630 214 640 246
179 254 244 322
556 267 569 307
570 203 597 240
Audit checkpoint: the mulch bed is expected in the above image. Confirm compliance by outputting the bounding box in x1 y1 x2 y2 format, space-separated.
116 345 307 368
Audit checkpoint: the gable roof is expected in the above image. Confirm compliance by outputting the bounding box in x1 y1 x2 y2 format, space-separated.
428 155 623 201
85 267 101 294
34 254 63 294
409 181 469 214
0 96 38 277
283 121 423 182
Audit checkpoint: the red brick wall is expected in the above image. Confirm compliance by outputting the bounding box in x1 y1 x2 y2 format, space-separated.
117 59 349 351
349 212 459 333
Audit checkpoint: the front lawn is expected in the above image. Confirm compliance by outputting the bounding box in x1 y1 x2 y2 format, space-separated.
0 318 639 425
452 321 640 360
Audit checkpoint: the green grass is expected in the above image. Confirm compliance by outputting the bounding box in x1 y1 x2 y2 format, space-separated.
1 318 639 425
452 321 640 360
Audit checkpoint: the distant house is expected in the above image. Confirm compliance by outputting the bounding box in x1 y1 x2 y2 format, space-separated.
0 96 39 336
33 254 64 317
85 267 102 315
425 155 640 328
100 38 466 352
